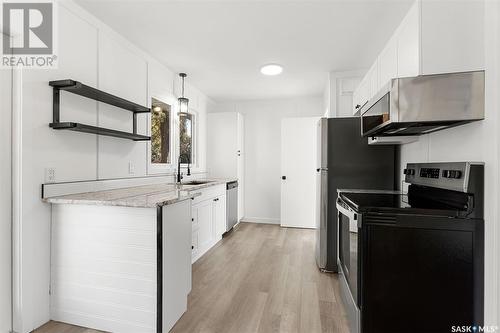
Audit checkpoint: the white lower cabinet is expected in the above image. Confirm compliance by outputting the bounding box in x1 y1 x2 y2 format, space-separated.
190 184 227 263
214 195 227 239
194 199 214 254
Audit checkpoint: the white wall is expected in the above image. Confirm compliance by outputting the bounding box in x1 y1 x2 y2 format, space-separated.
16 1 211 332
0 50 12 333
400 1 500 324
216 96 323 224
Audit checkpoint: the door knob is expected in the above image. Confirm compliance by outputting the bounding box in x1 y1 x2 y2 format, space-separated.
282 176 286 180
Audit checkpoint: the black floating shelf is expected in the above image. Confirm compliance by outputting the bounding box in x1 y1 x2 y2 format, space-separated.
49 79 150 113
49 79 151 141
49 122 151 141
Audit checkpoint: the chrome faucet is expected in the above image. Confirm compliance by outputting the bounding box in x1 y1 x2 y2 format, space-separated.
175 155 191 184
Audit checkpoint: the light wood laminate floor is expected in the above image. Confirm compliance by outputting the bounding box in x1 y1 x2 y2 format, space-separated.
35 222 349 333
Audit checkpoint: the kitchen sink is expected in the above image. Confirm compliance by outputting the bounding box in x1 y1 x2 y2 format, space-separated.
182 180 214 185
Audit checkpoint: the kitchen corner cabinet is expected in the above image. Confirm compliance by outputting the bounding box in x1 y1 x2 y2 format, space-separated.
353 0 484 114
190 184 227 263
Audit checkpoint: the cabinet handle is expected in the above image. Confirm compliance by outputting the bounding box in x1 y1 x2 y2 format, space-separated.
191 218 194 222
192 245 194 249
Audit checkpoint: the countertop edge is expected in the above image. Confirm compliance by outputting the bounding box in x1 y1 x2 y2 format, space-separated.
42 179 235 208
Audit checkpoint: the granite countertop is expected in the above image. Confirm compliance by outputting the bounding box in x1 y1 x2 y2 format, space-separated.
43 179 236 208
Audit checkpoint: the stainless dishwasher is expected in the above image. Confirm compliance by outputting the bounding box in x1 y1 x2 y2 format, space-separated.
226 181 238 233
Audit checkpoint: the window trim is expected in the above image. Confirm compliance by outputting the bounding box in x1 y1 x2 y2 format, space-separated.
147 94 176 175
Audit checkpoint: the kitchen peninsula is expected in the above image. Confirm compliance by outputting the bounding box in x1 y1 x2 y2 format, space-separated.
44 180 229 333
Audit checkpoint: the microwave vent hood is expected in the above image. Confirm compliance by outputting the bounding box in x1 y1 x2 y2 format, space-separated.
360 71 485 137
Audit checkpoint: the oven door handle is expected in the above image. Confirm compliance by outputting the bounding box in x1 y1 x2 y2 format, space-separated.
336 198 357 221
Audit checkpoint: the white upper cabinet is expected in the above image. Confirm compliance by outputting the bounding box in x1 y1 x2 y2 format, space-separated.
396 1 420 78
379 35 398 88
420 0 484 74
368 61 379 98
353 76 370 113
352 0 484 115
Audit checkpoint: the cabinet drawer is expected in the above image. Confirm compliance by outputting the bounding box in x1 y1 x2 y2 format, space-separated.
190 184 226 205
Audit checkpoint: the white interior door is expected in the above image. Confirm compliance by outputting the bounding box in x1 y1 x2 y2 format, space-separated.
0 39 13 333
280 117 319 228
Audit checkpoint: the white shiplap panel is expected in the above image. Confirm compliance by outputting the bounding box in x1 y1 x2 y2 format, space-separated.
51 308 154 333
51 204 157 332
52 268 155 295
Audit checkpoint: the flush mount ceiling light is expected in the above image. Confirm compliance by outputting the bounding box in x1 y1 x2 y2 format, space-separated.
178 73 189 115
260 64 283 76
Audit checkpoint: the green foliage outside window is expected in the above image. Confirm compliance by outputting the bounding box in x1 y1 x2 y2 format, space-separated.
151 99 171 164
179 113 193 164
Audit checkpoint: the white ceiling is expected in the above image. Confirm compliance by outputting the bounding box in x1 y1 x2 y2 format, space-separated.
75 0 413 102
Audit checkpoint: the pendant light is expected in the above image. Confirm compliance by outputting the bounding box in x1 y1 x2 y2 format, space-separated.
178 73 189 115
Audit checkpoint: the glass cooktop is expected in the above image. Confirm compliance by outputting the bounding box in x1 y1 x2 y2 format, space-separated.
339 190 469 216
340 192 409 210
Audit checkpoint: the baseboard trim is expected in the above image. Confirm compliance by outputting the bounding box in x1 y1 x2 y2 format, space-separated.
240 217 280 225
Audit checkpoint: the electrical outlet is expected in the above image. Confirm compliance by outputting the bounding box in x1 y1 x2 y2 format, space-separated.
128 162 135 175
45 168 56 183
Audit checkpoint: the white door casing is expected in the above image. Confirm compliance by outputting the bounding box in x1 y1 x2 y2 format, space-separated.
280 117 320 229
237 113 245 221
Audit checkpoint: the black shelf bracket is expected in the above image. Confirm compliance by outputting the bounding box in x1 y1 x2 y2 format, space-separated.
49 79 151 141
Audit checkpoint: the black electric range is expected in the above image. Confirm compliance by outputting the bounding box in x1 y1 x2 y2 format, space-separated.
337 162 484 333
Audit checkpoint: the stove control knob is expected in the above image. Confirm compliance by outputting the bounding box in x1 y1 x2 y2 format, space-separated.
443 170 450 178
453 170 462 179
404 168 415 176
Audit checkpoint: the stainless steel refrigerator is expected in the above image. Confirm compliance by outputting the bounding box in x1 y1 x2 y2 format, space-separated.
315 117 397 272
